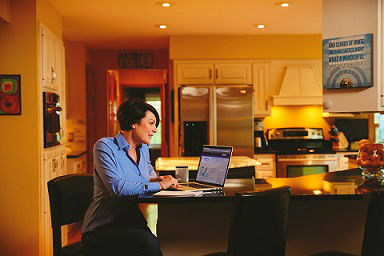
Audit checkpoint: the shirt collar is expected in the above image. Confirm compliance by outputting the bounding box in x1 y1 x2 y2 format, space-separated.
115 132 143 151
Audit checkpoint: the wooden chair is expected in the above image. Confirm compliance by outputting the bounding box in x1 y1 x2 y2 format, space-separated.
47 174 93 256
205 186 291 256
309 190 384 256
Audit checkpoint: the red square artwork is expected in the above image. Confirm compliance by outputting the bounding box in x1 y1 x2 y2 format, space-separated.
0 75 21 115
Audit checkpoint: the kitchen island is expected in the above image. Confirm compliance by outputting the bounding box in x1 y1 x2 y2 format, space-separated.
139 169 369 256
155 155 261 178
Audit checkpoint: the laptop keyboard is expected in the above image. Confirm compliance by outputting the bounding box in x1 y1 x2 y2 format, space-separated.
185 183 213 189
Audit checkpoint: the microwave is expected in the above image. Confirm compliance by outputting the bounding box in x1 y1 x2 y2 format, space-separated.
43 92 63 148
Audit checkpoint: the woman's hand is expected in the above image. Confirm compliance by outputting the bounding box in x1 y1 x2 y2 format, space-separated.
159 175 179 190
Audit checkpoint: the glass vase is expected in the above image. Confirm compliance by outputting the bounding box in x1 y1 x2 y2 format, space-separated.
356 142 384 193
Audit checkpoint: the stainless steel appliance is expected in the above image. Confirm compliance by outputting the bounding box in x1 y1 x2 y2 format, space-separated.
43 92 63 148
179 85 254 157
266 128 337 177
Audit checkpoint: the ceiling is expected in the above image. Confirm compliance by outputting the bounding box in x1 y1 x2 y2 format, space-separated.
49 0 322 50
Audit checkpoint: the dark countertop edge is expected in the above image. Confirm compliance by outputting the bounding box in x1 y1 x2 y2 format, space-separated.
253 149 359 155
137 192 364 203
67 151 87 158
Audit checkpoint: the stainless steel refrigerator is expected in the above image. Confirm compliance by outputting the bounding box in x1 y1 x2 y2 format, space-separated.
179 85 254 157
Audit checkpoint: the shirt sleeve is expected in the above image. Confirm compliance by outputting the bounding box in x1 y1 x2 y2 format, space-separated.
94 140 159 196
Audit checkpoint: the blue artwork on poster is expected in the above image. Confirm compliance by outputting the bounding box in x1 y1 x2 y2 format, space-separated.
322 34 373 89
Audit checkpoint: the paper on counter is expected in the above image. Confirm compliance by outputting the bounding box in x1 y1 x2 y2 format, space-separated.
153 190 203 197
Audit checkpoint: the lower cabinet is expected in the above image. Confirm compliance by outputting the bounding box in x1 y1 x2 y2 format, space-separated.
336 152 358 171
254 153 276 178
40 145 67 256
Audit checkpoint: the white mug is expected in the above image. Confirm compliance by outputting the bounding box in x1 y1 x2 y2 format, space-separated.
175 165 189 182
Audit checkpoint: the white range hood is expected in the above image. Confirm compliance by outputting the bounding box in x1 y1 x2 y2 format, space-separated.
272 66 322 106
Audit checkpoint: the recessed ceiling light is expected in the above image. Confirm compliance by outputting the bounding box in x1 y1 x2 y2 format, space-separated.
156 24 168 29
256 24 265 29
275 2 290 7
156 1 174 7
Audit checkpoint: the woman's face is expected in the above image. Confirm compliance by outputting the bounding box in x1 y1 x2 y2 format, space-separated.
132 110 157 145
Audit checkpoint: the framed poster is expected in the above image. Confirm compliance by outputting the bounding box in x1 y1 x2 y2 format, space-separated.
0 74 21 115
118 51 153 68
322 33 373 89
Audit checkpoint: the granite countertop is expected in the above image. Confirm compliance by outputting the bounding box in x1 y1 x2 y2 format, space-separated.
155 156 261 171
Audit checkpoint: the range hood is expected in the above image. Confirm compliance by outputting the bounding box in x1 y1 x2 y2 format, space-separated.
272 66 322 106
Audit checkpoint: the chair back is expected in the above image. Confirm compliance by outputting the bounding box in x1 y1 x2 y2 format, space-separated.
227 186 291 256
361 190 384 256
47 174 93 256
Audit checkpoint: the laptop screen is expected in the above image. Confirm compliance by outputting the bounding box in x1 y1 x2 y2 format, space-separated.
195 145 233 186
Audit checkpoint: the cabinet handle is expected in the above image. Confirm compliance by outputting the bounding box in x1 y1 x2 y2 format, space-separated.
51 67 57 82
52 159 58 171
215 69 218 79
61 157 65 169
209 69 212 79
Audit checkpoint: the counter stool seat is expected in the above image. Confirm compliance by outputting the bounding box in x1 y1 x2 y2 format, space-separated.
48 174 93 256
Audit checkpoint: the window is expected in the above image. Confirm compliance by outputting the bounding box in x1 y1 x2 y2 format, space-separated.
145 93 161 146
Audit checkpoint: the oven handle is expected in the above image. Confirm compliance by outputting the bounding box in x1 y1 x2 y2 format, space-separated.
278 158 337 161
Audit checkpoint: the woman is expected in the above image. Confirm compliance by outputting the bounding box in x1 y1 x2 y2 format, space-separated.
82 98 178 256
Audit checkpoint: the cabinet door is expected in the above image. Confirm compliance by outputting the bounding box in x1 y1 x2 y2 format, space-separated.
41 27 53 90
254 154 276 178
176 63 214 84
215 63 252 84
40 24 64 93
253 62 271 117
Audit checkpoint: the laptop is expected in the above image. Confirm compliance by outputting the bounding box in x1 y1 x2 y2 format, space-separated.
173 145 233 192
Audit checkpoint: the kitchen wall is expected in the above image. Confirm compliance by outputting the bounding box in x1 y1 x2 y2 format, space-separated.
0 0 62 255
0 0 11 23
264 106 331 139
65 42 90 121
322 0 382 112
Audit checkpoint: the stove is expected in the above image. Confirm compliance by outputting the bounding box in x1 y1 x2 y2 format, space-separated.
266 128 334 154
266 128 337 177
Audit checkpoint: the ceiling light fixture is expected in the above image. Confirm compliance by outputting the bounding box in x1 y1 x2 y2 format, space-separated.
156 1 174 7
256 24 265 29
156 24 168 29
275 1 290 7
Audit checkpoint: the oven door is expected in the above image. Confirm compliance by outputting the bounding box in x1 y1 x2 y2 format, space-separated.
277 154 338 178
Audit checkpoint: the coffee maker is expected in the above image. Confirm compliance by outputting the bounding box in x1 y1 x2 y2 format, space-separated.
254 119 268 151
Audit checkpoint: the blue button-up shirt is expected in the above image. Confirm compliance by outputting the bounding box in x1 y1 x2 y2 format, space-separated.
82 133 161 233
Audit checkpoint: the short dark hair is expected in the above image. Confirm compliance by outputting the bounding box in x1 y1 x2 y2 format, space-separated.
117 98 160 131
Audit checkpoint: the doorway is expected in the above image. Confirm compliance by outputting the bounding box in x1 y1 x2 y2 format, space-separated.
106 69 168 159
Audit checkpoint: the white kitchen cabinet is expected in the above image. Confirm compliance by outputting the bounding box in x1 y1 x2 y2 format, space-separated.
67 153 87 174
40 23 65 93
40 145 67 256
176 63 214 84
175 61 252 85
215 63 252 84
336 152 357 171
253 62 271 117
254 154 276 178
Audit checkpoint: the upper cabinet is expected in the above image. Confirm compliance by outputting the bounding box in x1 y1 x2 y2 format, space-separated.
40 23 65 93
176 61 252 85
253 62 271 117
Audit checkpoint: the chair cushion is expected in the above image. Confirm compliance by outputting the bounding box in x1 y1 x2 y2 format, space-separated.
61 241 85 256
